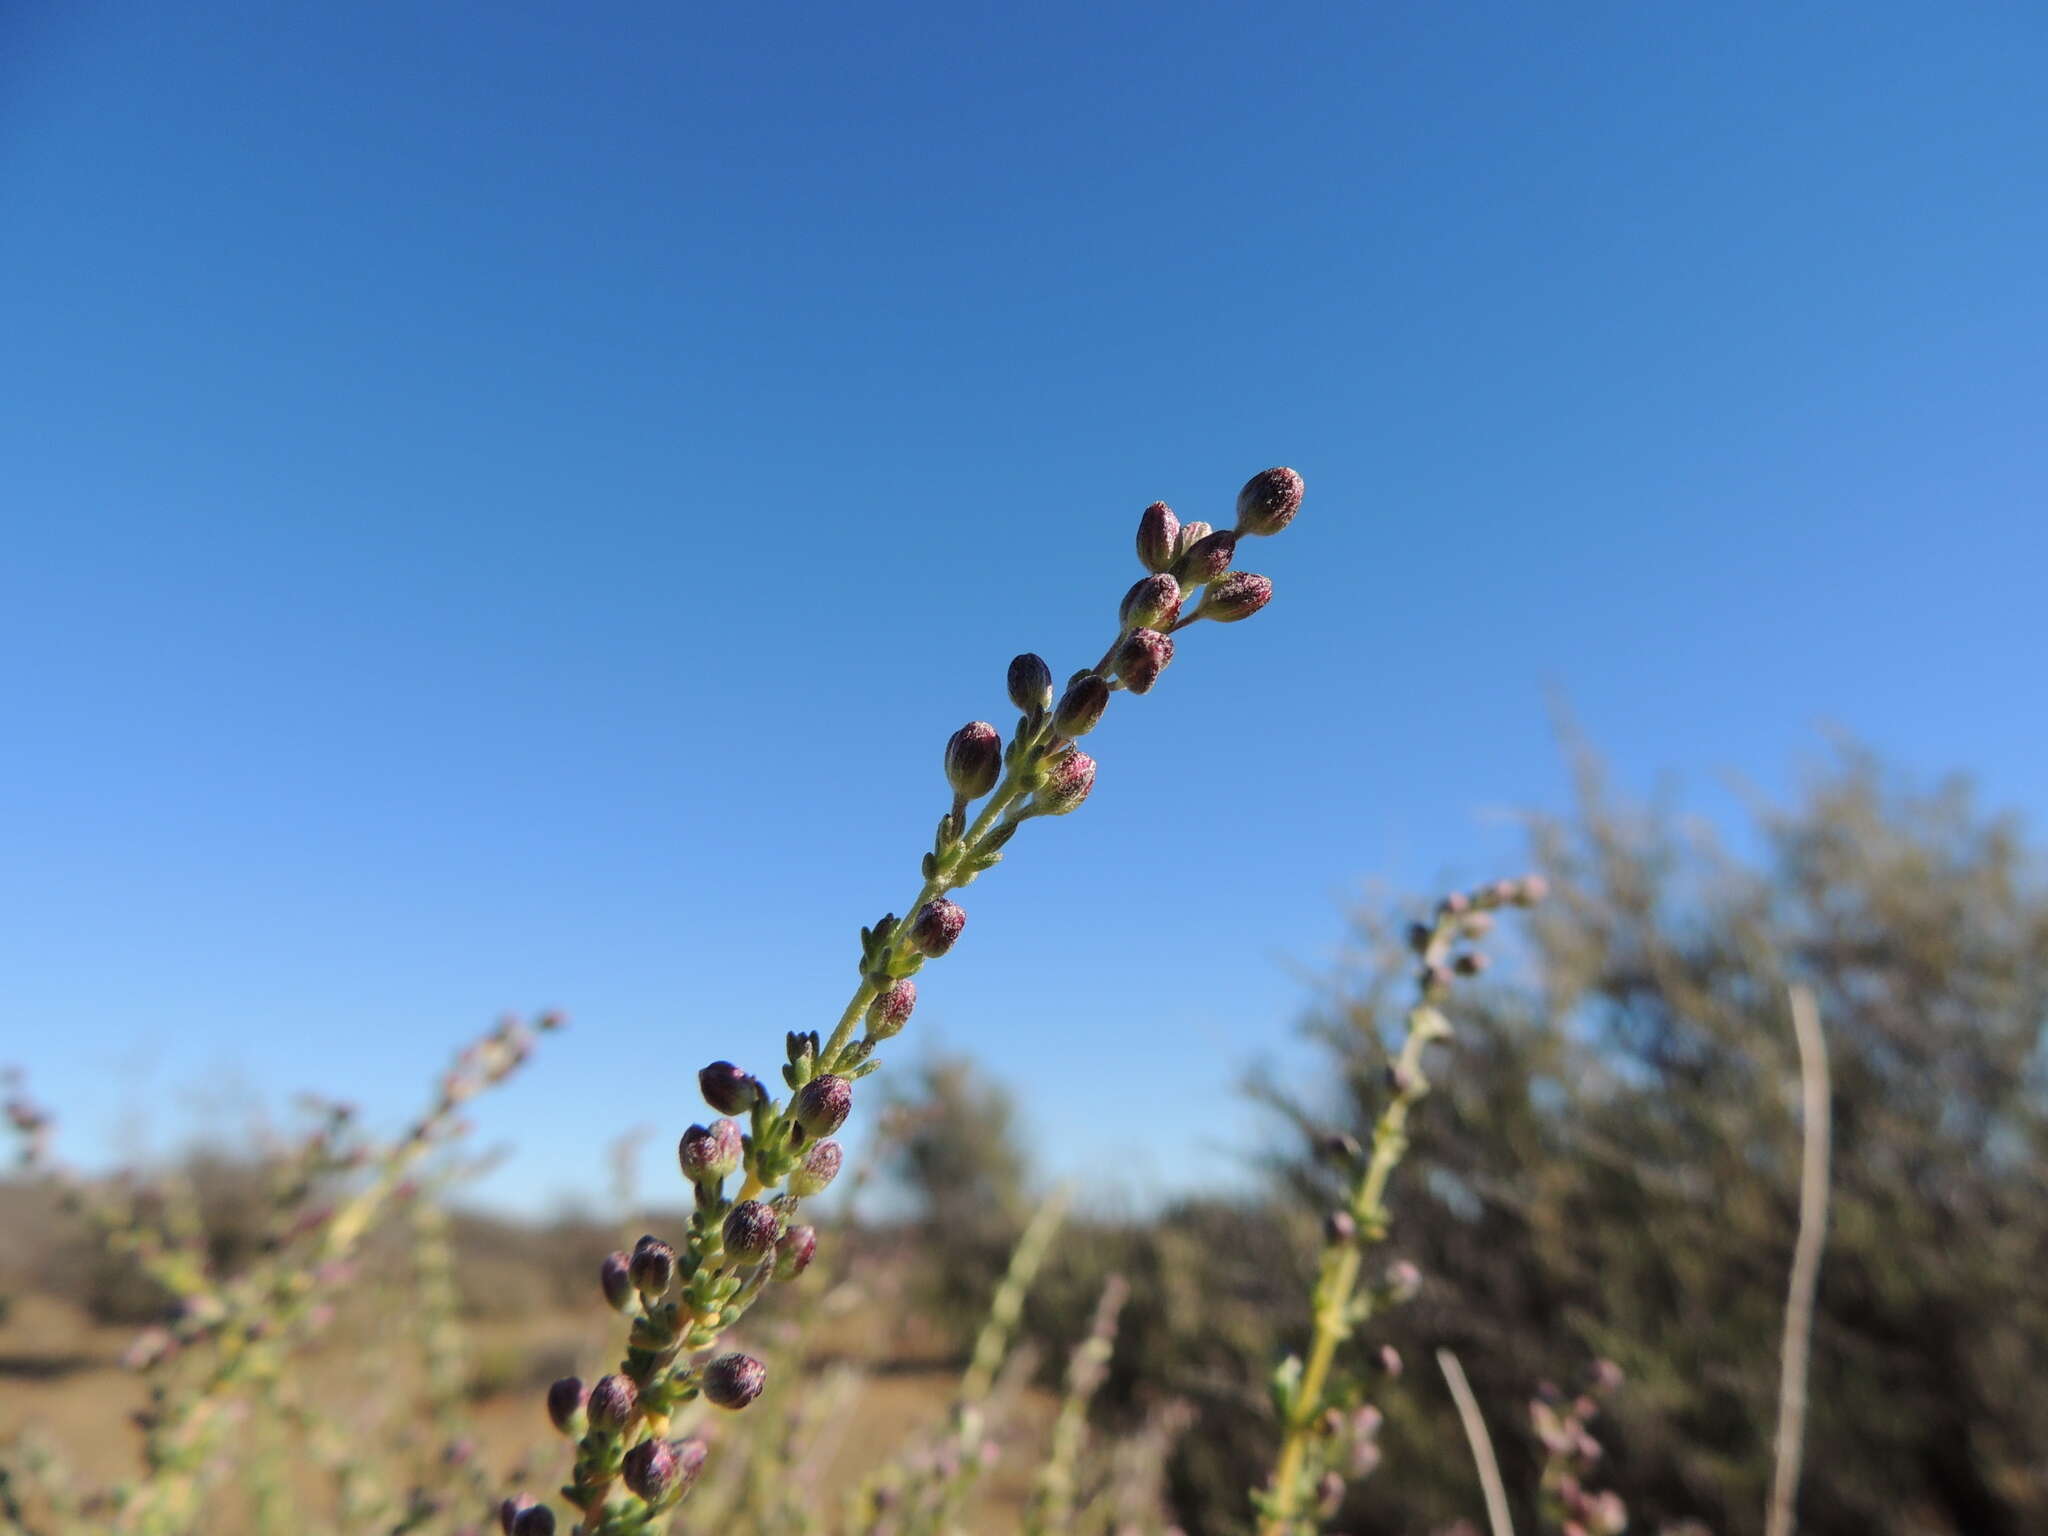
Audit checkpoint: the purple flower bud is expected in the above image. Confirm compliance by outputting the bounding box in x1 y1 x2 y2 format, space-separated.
722 1199 783 1262
1007 653 1053 713
909 898 966 957
1172 519 1213 559
1376 1344 1403 1379
1119 573 1182 631
1453 951 1489 977
1235 466 1304 537
545 1376 587 1434
776 1223 818 1280
944 721 1002 800
1324 1210 1357 1245
629 1236 676 1297
701 1352 767 1410
788 1138 843 1197
698 1060 762 1116
793 1074 852 1138
866 980 916 1041
1438 890 1472 918
588 1373 637 1432
510 1508 555 1536
621 1437 683 1503
678 1119 744 1185
1136 501 1179 573
1173 528 1238 588
599 1252 634 1313
1113 628 1174 695
1319 1131 1362 1164
497 1497 534 1535
1052 673 1110 737
1194 571 1272 623
1033 751 1095 817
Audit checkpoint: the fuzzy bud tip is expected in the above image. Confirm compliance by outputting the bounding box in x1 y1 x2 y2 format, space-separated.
909 898 967 957
702 1351 768 1410
944 721 1003 800
793 1073 853 1138
1235 466 1304 536
1136 501 1179 573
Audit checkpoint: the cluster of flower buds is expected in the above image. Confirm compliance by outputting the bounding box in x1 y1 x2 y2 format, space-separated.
1532 1361 1629 1536
533 469 1304 1534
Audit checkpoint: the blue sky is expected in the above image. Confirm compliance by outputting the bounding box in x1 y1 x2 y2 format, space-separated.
4 1 2043 1213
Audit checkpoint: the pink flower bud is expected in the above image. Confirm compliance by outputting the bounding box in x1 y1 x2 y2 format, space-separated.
1033 751 1095 816
1119 573 1182 631
1173 528 1237 587
587 1374 637 1432
701 1352 767 1410
1194 571 1272 623
1235 466 1303 536
793 1074 852 1138
944 721 1003 800
1007 653 1053 712
698 1060 762 1116
776 1223 818 1280
722 1199 783 1261
1052 674 1110 737
788 1139 843 1197
909 898 967 957
1136 501 1179 573
621 1437 684 1502
1114 628 1174 694
678 1119 744 1185
866 980 916 1040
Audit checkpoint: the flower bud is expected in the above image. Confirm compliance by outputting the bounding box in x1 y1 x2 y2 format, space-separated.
546 1376 587 1435
499 1497 536 1535
1453 951 1489 977
1376 1344 1403 1379
1007 653 1053 713
1113 629 1174 694
599 1252 634 1312
698 1060 762 1116
1052 674 1110 737
776 1223 818 1280
1173 528 1237 587
1119 573 1182 631
722 1199 782 1262
793 1074 852 1138
788 1138 843 1197
866 980 916 1040
1235 466 1304 536
1032 751 1095 816
1517 874 1550 905
629 1236 676 1297
1172 519 1213 559
678 1119 744 1186
701 1351 767 1410
622 1437 684 1503
587 1373 637 1432
1317 1470 1345 1517
909 898 966 957
511 1507 556 1536
1135 501 1179 573
1194 571 1272 623
1324 1210 1357 1245
944 722 1002 800
1384 1260 1422 1303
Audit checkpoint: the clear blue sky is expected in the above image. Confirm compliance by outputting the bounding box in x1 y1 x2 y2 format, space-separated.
4 1 2043 1213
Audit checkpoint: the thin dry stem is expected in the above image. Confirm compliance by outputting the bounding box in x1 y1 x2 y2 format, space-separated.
1767 985 1831 1536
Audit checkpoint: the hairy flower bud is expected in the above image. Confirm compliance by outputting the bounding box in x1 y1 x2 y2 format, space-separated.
1173 527 1238 587
793 1074 852 1138
698 1060 762 1116
1194 571 1272 623
621 1437 687 1503
1235 466 1304 536
1136 500 1179 573
678 1119 744 1186
587 1373 638 1432
776 1223 818 1280
866 980 916 1040
722 1199 783 1262
546 1376 587 1435
1113 628 1174 694
944 721 1002 800
599 1252 633 1313
788 1138 843 1197
498 1497 533 1535
511 1507 556 1536
629 1236 676 1297
1007 653 1053 713
701 1352 767 1410
1032 750 1095 816
1052 673 1110 737
1119 573 1182 631
909 898 966 957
